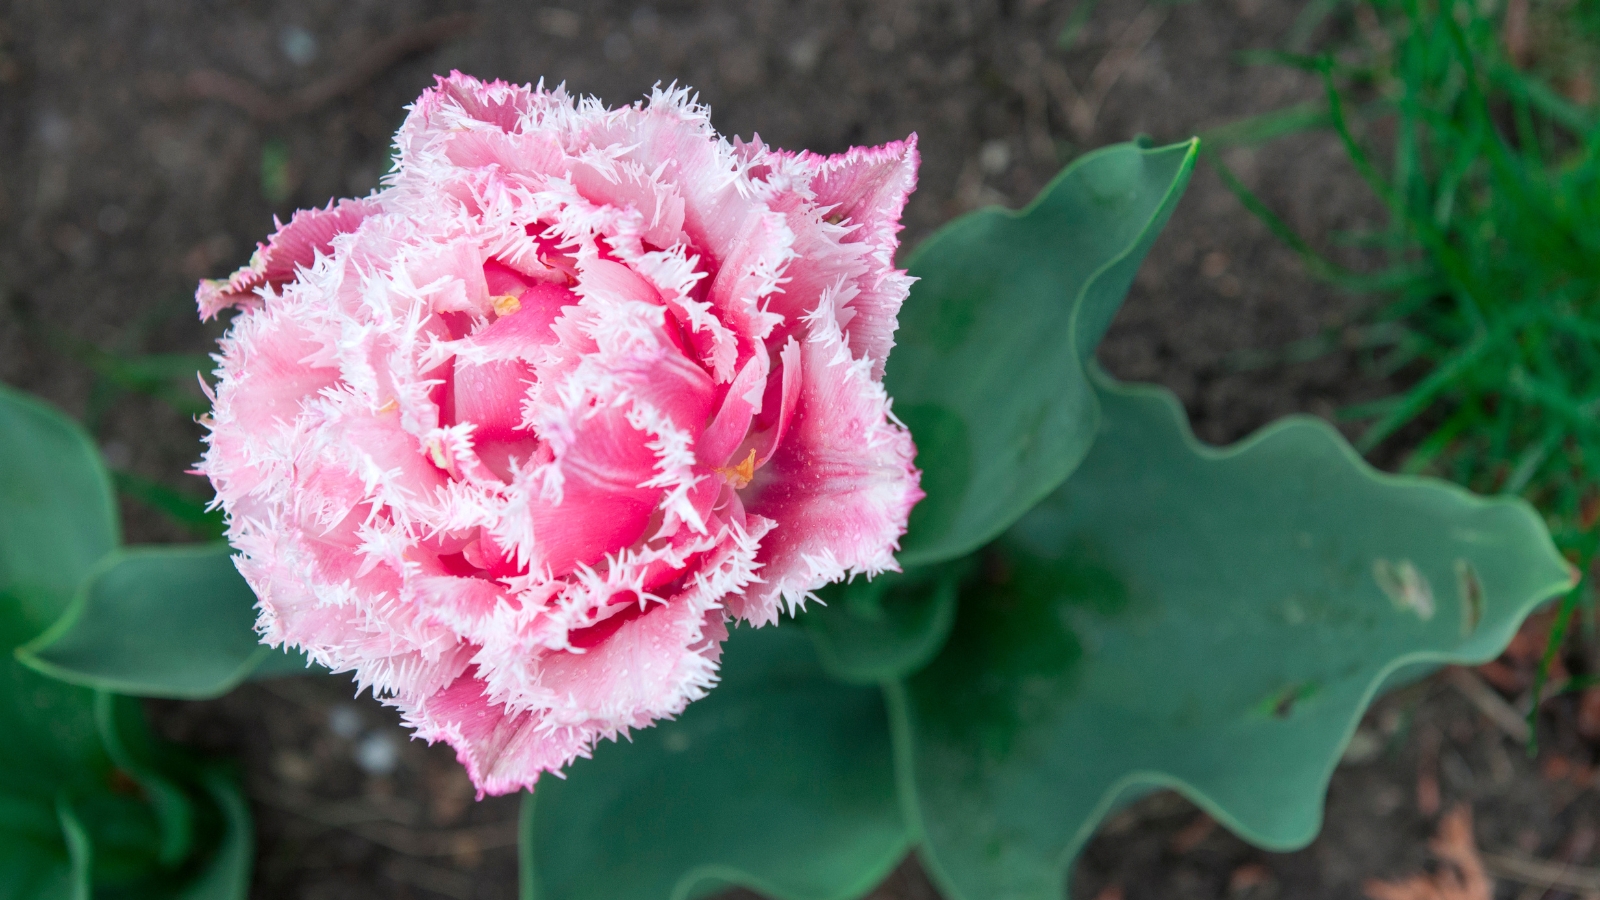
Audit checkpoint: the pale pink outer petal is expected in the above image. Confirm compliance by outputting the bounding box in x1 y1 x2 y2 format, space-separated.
732 313 923 626
196 198 379 320
739 135 918 378
803 137 920 375
406 609 726 798
407 519 765 796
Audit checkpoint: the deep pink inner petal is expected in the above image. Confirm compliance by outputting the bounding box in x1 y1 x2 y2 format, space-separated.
454 359 534 438
566 592 658 650
698 355 765 468
521 405 666 576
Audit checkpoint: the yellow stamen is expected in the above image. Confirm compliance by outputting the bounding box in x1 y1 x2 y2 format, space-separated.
492 294 522 317
716 448 758 490
376 398 399 414
426 437 452 472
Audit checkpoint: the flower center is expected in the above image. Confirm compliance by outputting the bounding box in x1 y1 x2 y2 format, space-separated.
715 448 757 490
491 293 522 317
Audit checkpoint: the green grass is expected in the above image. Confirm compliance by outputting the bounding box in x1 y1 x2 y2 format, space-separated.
1209 0 1600 712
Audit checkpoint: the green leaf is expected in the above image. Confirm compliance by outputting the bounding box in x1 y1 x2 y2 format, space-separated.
0 655 165 894
0 654 253 899
1197 101 1330 151
0 831 73 900
0 385 119 646
19 545 274 700
172 768 253 900
798 563 965 685
521 624 908 900
0 385 253 898
96 691 194 868
889 139 1198 567
891 374 1576 900
54 798 91 900
0 648 116 824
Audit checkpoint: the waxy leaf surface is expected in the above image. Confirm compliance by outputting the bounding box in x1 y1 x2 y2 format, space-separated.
19 545 307 699
0 385 132 897
892 375 1575 900
889 140 1197 567
799 564 963 685
0 385 117 643
0 386 250 899
521 624 908 900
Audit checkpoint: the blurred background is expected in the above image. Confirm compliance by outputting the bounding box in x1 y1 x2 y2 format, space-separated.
3 1 1596 898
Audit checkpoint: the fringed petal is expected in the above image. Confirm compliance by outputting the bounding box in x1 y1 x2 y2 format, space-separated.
197 74 920 796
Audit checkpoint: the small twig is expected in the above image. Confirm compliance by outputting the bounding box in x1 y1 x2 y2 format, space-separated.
185 13 475 121
1503 0 1530 69
251 786 423 828
384 858 475 900
1482 853 1600 894
1416 725 1441 818
265 800 518 857
1445 667 1531 743
1042 6 1168 141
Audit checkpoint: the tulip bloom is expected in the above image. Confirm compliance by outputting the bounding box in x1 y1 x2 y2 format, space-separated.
197 73 921 794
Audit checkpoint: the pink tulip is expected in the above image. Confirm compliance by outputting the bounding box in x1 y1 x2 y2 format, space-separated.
196 74 922 795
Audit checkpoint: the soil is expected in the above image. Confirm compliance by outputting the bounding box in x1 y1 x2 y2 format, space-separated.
1 0 1593 898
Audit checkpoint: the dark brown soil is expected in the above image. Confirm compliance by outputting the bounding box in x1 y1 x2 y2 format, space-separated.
2 1 1594 898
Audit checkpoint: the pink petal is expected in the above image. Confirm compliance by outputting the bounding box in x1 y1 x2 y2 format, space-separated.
464 282 574 357
812 137 920 256
406 669 586 798
415 72 533 136
407 241 492 317
751 336 802 468
697 353 767 468
453 359 533 439
755 137 919 378
734 332 922 625
198 75 923 799
197 197 378 319
807 137 919 373
407 596 731 797
510 402 666 577
569 159 688 251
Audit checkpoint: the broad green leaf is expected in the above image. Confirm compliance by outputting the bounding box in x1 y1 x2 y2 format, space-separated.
96 691 193 868
19 545 273 699
0 832 73 900
0 385 252 898
521 624 908 900
0 657 166 894
92 696 251 900
889 140 1198 567
0 385 118 645
891 374 1575 900
0 653 252 900
798 563 965 685
0 648 117 829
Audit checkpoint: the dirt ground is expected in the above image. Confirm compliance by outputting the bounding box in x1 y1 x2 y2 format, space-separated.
3 0 1596 898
